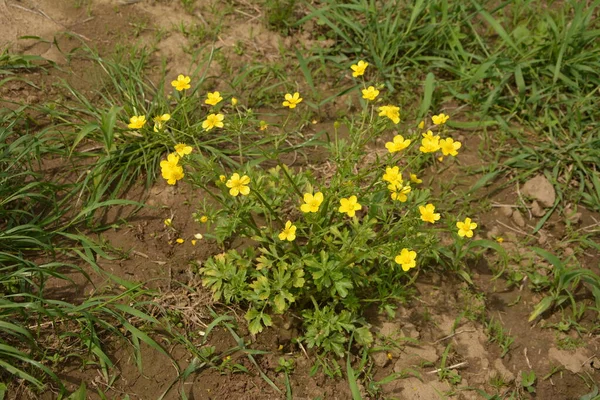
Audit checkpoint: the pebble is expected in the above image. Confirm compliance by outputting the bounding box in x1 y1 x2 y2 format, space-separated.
512 210 525 227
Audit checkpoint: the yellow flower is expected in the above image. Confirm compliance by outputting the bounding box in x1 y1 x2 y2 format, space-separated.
191 240 197 246
439 137 462 156
153 113 171 132
419 130 441 153
128 115 146 130
176 238 184 244
350 60 368 77
382 166 403 186
174 143 193 157
283 92 303 109
300 192 324 213
164 218 172 227
171 75 191 91
496 237 504 243
278 220 297 241
231 97 238 106
395 248 417 272
361 86 379 101
200 215 208 223
388 183 411 202
202 113 225 131
160 153 184 185
194 233 203 240
226 173 251 196
432 113 450 125
410 173 423 184
219 175 226 183
418 120 425 129
419 203 440 224
205 91 223 106
385 135 411 153
378 105 400 124
259 120 269 131
338 195 362 217
457 217 477 238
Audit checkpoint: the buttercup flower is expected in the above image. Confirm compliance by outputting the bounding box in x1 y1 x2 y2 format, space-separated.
174 143 193 157
205 91 223 106
300 192 324 213
283 92 303 109
395 248 417 271
153 114 171 132
410 173 423 184
378 105 400 124
259 120 269 131
388 183 411 202
171 75 191 91
199 215 208 223
362 86 379 101
457 217 477 238
432 113 450 125
176 238 184 244
160 153 184 185
350 60 368 77
231 97 238 106
219 175 226 183
226 173 251 196
202 113 225 131
338 195 362 217
419 203 440 224
419 130 441 153
382 166 403 186
164 218 172 227
439 137 462 156
278 221 297 241
418 120 425 129
385 135 411 153
128 115 146 130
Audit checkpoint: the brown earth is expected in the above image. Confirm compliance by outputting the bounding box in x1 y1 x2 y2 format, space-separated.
2 1 599 399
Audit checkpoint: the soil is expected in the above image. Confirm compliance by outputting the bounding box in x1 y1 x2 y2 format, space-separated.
2 1 599 399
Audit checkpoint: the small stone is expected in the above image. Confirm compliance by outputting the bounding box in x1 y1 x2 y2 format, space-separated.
531 201 545 217
568 212 582 225
492 359 515 383
500 206 513 218
372 352 390 368
537 230 548 245
521 175 556 207
486 226 500 240
512 210 525 227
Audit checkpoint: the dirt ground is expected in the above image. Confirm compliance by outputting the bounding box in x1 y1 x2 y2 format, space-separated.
2 1 599 399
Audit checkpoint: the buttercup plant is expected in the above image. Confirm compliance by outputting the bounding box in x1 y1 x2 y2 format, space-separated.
176 62 479 356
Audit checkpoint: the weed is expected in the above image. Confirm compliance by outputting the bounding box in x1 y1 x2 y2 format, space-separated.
485 318 514 358
520 370 536 394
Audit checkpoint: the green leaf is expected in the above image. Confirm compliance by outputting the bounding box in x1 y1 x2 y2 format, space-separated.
418 72 435 119
529 296 554 322
67 382 87 400
334 278 352 298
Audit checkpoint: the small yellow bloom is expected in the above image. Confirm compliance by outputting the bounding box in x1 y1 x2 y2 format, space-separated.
387 352 393 360
278 220 297 241
338 195 362 217
219 175 226 183
388 183 411 202
160 153 184 185
231 97 238 106
153 113 171 132
419 130 441 153
226 173 251 196
457 217 477 238
259 120 269 131
300 192 324 213
128 115 146 130
350 60 368 77
200 215 208 223
395 248 417 271
176 238 184 244
382 166 403 186
418 120 425 129
171 75 191 91
439 137 462 156
205 91 223 106
410 173 423 184
432 113 450 125
496 237 504 243
283 92 303 109
191 240 197 246
361 86 379 101
385 135 411 153
202 113 225 131
419 203 441 224
378 105 400 124
164 218 172 227
174 143 193 157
